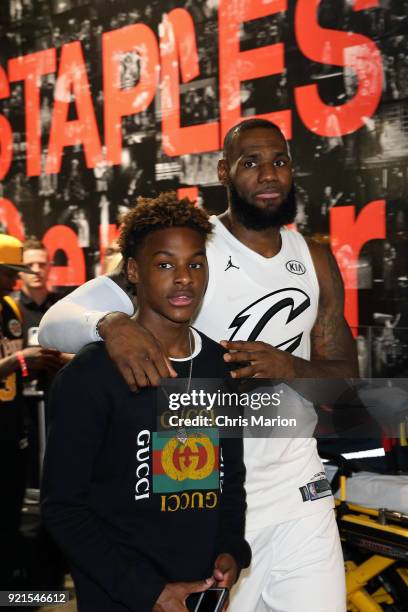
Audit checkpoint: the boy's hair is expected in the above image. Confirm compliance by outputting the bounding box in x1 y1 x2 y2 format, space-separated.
118 191 213 262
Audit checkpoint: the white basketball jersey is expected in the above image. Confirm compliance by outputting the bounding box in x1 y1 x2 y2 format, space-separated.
194 217 334 528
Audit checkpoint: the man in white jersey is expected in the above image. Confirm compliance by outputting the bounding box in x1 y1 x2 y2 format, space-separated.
40 119 358 611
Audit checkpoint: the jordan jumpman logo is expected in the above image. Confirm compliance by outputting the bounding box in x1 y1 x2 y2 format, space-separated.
225 256 240 271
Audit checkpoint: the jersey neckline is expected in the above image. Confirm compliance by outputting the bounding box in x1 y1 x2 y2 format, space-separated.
210 215 289 266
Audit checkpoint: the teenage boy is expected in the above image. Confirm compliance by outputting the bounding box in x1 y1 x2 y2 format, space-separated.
41 193 250 612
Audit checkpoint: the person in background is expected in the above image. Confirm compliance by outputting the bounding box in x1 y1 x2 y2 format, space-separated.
0 234 62 588
14 236 60 348
12 236 68 589
13 235 68 416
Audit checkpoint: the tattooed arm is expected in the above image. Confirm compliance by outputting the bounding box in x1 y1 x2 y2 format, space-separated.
222 241 358 379
297 240 358 377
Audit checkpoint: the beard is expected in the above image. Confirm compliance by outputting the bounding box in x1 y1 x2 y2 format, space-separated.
228 181 297 230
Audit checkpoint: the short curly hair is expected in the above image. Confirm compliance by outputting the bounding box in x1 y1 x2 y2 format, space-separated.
118 191 213 262
23 236 47 252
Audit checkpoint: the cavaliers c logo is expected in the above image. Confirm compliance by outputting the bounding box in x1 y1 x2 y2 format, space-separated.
228 288 310 353
161 434 215 481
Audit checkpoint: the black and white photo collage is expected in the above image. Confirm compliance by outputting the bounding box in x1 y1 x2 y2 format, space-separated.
0 0 407 375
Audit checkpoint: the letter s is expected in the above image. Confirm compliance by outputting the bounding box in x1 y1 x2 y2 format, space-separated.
295 0 382 136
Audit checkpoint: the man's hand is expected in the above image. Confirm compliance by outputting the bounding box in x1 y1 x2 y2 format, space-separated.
22 347 64 372
153 577 214 611
212 554 238 611
99 312 177 392
221 242 358 380
221 340 294 379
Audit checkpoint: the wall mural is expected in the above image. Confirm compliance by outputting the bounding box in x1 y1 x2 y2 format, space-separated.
0 0 407 375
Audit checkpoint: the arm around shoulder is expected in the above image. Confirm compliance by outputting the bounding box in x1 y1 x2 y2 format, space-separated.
38 275 134 353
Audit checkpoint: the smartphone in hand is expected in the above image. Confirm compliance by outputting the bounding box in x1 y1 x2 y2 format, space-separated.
187 587 228 612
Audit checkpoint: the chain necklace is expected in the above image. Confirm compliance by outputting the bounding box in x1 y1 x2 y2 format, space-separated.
161 328 194 444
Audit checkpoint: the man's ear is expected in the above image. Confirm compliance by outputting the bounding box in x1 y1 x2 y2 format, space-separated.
126 258 139 284
217 158 229 186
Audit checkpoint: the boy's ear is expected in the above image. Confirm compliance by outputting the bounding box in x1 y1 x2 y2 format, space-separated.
126 258 139 284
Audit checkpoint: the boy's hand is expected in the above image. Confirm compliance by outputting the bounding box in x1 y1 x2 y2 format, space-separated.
212 553 238 611
153 577 214 611
99 312 177 391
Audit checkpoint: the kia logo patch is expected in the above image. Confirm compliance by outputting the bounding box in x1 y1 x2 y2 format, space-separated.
285 260 306 275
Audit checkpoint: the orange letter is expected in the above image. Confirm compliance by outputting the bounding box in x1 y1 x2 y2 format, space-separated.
330 200 386 333
177 187 198 203
43 225 86 287
218 0 291 142
0 198 24 240
8 49 56 177
103 24 159 165
46 42 102 174
353 0 379 8
0 66 13 181
160 9 219 156
295 0 382 136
